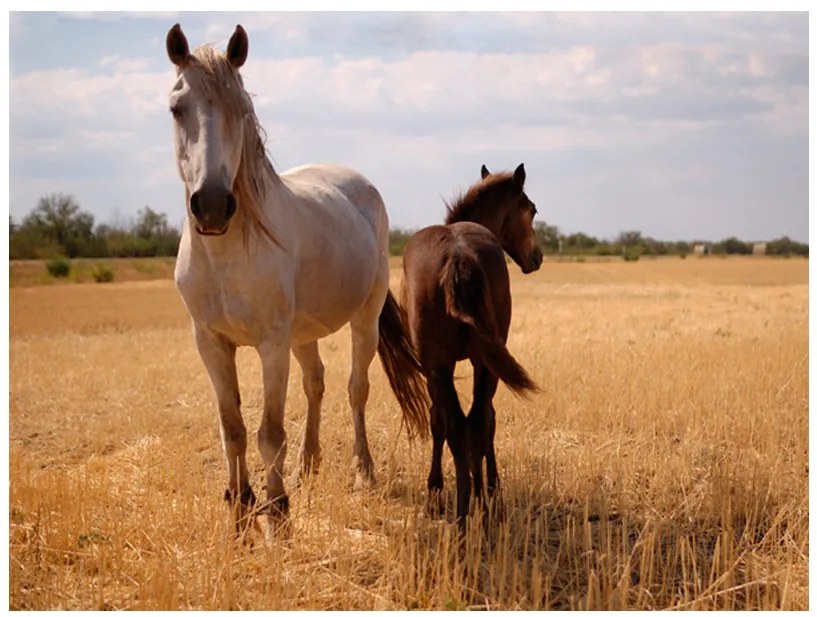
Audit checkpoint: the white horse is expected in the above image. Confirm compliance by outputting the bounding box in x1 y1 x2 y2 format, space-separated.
165 24 428 533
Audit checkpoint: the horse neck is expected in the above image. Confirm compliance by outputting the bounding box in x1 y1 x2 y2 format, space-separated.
455 196 507 240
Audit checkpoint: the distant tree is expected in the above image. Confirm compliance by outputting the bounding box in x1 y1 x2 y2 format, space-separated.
717 236 751 255
534 222 560 253
767 236 808 257
134 207 170 239
18 193 97 257
639 236 669 256
617 230 643 248
669 240 692 255
388 228 414 256
564 232 599 253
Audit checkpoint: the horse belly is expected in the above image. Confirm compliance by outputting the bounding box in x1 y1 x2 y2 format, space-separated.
290 251 380 345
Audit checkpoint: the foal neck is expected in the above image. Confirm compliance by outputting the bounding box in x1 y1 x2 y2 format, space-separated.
445 185 509 240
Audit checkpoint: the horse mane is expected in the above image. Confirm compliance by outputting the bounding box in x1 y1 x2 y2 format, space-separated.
444 171 515 225
186 45 282 249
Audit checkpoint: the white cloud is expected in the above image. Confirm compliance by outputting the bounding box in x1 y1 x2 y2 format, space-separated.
8 12 809 242
99 54 150 72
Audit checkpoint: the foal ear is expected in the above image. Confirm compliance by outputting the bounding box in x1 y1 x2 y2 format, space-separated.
166 23 191 68
513 163 526 187
481 164 490 179
227 25 249 69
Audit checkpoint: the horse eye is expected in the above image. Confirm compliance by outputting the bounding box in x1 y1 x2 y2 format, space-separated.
170 106 183 120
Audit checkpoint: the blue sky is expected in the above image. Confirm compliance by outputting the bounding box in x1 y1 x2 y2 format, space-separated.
8 11 809 242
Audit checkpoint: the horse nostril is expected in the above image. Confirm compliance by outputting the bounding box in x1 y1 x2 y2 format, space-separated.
190 191 202 218
225 193 236 220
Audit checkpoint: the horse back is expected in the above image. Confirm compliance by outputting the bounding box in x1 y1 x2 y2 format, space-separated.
280 163 388 245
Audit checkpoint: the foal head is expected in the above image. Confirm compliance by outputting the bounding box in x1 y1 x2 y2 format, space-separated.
166 24 276 243
446 163 543 274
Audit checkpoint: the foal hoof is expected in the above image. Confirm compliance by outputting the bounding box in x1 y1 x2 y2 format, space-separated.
425 489 445 518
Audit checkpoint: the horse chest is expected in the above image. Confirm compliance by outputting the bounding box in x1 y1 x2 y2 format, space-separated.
176 263 290 347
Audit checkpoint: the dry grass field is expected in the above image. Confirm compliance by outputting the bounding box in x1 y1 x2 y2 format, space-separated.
9 256 808 609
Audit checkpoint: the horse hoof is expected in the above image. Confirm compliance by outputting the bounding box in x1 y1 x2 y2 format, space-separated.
224 485 257 507
261 495 291 542
352 455 376 491
292 452 322 485
425 490 445 518
353 470 376 492
224 485 258 539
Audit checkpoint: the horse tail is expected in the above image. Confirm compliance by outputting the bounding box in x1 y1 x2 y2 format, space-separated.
440 251 538 397
377 290 430 440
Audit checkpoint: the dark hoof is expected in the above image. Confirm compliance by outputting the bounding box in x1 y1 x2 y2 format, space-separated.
259 494 289 519
426 489 445 518
261 495 292 542
224 485 259 540
224 484 257 507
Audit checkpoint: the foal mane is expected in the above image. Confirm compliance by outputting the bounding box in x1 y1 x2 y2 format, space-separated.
444 171 515 225
186 45 282 249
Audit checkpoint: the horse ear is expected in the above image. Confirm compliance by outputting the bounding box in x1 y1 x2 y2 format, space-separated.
513 163 526 187
227 25 249 69
481 164 490 179
166 24 190 68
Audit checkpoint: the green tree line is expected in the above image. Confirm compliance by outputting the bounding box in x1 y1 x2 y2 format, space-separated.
10 194 180 259
9 193 808 260
528 225 808 258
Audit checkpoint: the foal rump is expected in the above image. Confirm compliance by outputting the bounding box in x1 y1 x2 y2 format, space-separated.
439 251 537 396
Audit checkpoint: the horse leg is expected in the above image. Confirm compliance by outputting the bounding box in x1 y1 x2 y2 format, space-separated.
467 402 486 507
291 341 325 481
426 398 447 517
429 369 470 529
194 328 255 534
347 314 379 490
473 361 502 516
256 334 292 534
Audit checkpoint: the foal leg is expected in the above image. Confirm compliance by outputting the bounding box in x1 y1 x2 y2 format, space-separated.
256 335 293 532
429 369 470 529
291 342 325 480
425 398 447 516
473 361 502 515
467 402 486 506
194 328 255 533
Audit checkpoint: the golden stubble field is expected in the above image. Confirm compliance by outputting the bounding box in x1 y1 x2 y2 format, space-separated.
8 256 808 609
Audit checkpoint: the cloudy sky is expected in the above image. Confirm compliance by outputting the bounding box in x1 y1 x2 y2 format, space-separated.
8 10 809 242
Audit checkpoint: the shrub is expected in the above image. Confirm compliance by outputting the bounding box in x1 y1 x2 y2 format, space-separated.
622 249 640 262
92 265 115 283
46 257 71 278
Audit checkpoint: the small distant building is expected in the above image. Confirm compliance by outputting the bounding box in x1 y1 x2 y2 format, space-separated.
752 242 767 256
693 243 711 256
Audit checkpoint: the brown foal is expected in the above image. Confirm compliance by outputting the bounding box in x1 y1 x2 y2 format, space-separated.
401 163 542 528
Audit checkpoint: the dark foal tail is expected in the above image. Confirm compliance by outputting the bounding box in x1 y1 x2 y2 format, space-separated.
377 290 430 440
440 253 538 397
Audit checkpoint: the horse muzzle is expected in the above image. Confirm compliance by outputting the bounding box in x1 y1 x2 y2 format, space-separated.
522 247 543 274
190 186 237 235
